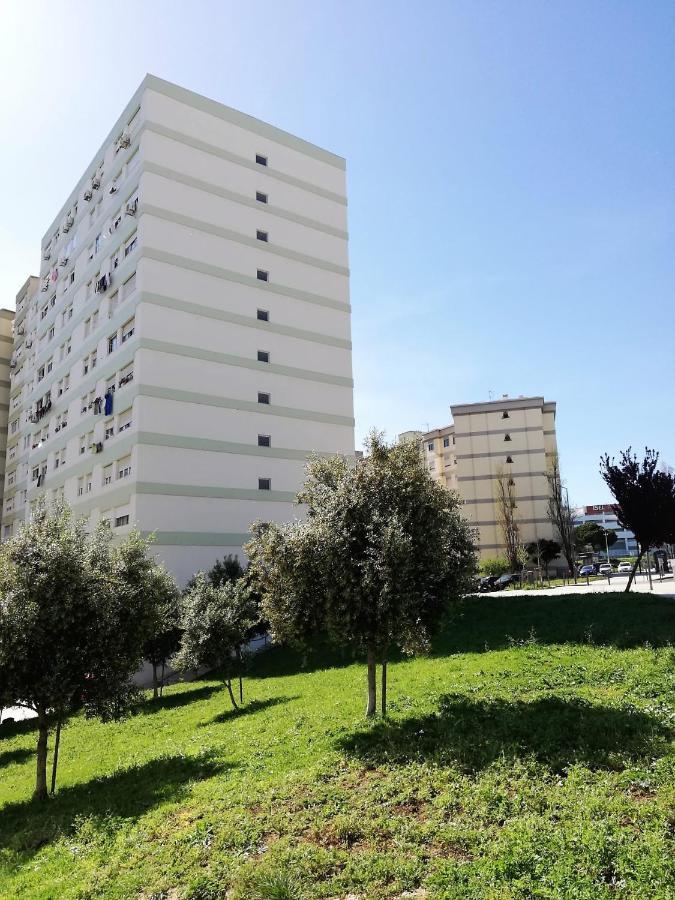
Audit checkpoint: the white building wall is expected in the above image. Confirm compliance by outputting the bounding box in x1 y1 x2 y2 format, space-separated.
2 75 354 584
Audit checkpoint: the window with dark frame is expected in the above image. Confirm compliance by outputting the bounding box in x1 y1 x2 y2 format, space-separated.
258 478 271 490
257 309 269 321
256 229 268 242
506 455 513 464
257 350 270 363
504 434 512 441
256 191 268 203
502 411 510 418
257 392 270 405
258 434 271 447
256 154 268 166
257 269 269 282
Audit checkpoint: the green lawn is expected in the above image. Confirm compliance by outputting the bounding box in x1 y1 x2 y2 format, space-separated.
1 592 674 899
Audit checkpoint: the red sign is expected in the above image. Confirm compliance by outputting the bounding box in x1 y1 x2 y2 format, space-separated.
584 504 615 515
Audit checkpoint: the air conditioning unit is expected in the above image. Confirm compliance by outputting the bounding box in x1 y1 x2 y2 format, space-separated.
17 327 24 336
10 361 16 369
125 201 137 216
117 130 131 149
84 188 93 201
41 280 49 292
109 181 118 194
25 340 32 348
95 442 103 453
42 248 51 260
91 174 101 190
59 257 68 267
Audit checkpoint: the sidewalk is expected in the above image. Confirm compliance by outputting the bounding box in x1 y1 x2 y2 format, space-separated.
505 574 675 599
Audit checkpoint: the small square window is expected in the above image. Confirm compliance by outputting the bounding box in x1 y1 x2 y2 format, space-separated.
506 455 513 464
502 410 510 419
257 309 269 322
257 269 269 282
258 478 271 491
504 434 512 442
115 515 129 527
443 437 450 448
257 392 270 405
427 442 434 451
257 350 270 363
256 229 268 242
258 434 271 448
256 154 268 166
256 191 268 204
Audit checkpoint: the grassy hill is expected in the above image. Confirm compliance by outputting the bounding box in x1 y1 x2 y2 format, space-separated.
1 592 674 899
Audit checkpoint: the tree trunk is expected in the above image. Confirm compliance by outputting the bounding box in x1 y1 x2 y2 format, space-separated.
626 548 645 593
152 662 159 700
225 679 239 710
34 711 49 802
160 661 165 698
237 647 244 704
366 647 377 717
50 720 62 795
381 660 387 718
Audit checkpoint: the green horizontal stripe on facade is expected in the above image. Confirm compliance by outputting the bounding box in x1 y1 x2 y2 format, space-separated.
138 383 355 427
463 495 550 505
135 481 295 502
71 483 134 517
454 426 543 439
142 246 350 313
142 530 252 547
143 161 348 240
140 337 353 388
455 448 546 461
144 121 347 204
456 471 547 482
145 74 346 170
137 431 331 462
141 202 349 276
140 292 351 349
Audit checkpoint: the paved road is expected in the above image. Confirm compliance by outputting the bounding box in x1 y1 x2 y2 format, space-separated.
504 573 675 599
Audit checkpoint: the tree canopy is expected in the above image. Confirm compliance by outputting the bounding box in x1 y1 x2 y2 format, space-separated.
600 447 675 590
246 432 477 717
0 503 157 799
524 538 562 575
574 522 618 553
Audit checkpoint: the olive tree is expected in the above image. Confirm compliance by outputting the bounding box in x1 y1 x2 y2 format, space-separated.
143 565 182 699
246 432 477 718
174 573 259 708
0 503 156 800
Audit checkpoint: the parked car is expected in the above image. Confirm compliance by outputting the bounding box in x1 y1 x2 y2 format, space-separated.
617 562 633 574
578 564 596 577
494 573 519 590
478 575 499 593
598 563 613 576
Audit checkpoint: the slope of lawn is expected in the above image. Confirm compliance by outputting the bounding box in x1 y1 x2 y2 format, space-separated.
1 592 674 899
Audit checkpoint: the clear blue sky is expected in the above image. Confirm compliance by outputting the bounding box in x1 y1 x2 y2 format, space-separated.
1 0 673 504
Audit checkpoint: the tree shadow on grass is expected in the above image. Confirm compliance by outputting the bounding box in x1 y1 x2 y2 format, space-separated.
134 683 221 716
338 694 672 774
0 746 33 768
201 695 299 727
0 751 234 859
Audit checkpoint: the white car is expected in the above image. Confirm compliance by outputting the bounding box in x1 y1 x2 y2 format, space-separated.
617 562 633 574
598 564 613 576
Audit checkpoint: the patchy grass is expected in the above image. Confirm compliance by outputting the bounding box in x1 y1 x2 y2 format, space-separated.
1 592 673 899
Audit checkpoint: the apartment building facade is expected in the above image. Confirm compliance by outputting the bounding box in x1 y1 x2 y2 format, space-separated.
414 395 558 561
2 75 354 583
0 303 16 515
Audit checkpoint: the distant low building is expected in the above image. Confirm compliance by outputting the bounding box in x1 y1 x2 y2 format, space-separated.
574 504 637 557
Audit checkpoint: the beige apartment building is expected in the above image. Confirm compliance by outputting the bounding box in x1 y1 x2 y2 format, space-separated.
2 75 354 584
414 395 558 561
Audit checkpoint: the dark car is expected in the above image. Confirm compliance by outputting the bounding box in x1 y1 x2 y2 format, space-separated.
494 573 519 590
578 564 596 577
478 575 499 593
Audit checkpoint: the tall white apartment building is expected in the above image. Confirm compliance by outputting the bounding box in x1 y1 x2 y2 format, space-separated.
2 75 354 583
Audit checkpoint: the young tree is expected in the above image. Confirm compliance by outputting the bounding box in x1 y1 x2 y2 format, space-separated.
143 565 182 699
600 447 675 592
246 432 477 718
184 554 245 592
494 467 522 571
480 556 510 577
546 454 578 580
574 522 617 554
524 538 562 578
0 504 156 800
174 574 258 709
